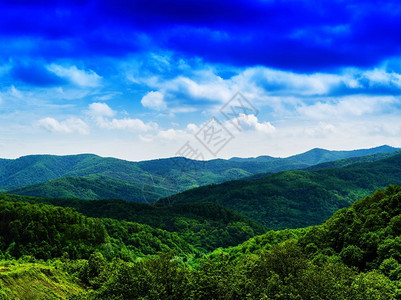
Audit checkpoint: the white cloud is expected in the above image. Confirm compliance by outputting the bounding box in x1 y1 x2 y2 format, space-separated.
129 63 343 111
362 68 401 87
94 92 122 101
128 66 238 110
171 75 234 101
235 67 342 96
186 123 199 134
226 114 276 134
141 91 167 110
170 106 198 113
87 102 157 132
297 96 400 120
0 85 25 102
305 122 336 138
88 102 116 117
10 85 22 98
97 117 157 132
157 128 189 140
157 129 178 140
38 117 90 134
47 64 101 87
127 57 401 120
139 134 154 142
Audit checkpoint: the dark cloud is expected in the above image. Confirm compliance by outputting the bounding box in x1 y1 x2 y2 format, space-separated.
0 0 400 71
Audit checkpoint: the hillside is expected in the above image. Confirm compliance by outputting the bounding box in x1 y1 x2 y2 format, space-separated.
0 261 87 299
167 153 401 229
2 185 401 299
0 198 198 260
8 175 164 203
1 145 398 202
175 185 401 300
0 193 267 252
226 184 401 274
2 186 400 299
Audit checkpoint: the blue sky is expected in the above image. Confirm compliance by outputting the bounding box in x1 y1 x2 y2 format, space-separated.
1 0 401 160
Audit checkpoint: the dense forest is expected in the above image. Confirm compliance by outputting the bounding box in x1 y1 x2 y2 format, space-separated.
2 185 401 298
168 153 401 229
0 193 266 252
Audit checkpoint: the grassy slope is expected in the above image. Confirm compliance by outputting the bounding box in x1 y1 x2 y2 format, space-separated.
168 153 401 229
0 261 86 299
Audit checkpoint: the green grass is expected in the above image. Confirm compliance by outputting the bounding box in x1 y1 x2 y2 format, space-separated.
0 260 87 299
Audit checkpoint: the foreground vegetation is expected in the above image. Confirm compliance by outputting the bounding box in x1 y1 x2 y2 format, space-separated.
0 259 86 299
2 185 401 298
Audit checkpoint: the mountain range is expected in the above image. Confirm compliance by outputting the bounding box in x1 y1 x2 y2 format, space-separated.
2 146 401 298
1 145 399 202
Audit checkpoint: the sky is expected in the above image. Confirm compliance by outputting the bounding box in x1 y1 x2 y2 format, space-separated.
1 0 401 161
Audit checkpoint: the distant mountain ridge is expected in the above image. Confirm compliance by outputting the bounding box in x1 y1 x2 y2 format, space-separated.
1 145 399 202
230 145 398 164
167 152 401 229
288 145 398 165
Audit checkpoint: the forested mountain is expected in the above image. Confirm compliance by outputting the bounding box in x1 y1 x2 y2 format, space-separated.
3 185 401 299
287 145 398 165
1 145 399 202
0 193 266 252
167 153 401 229
306 149 401 171
8 176 161 203
6 148 401 234
0 199 198 260
229 145 398 165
